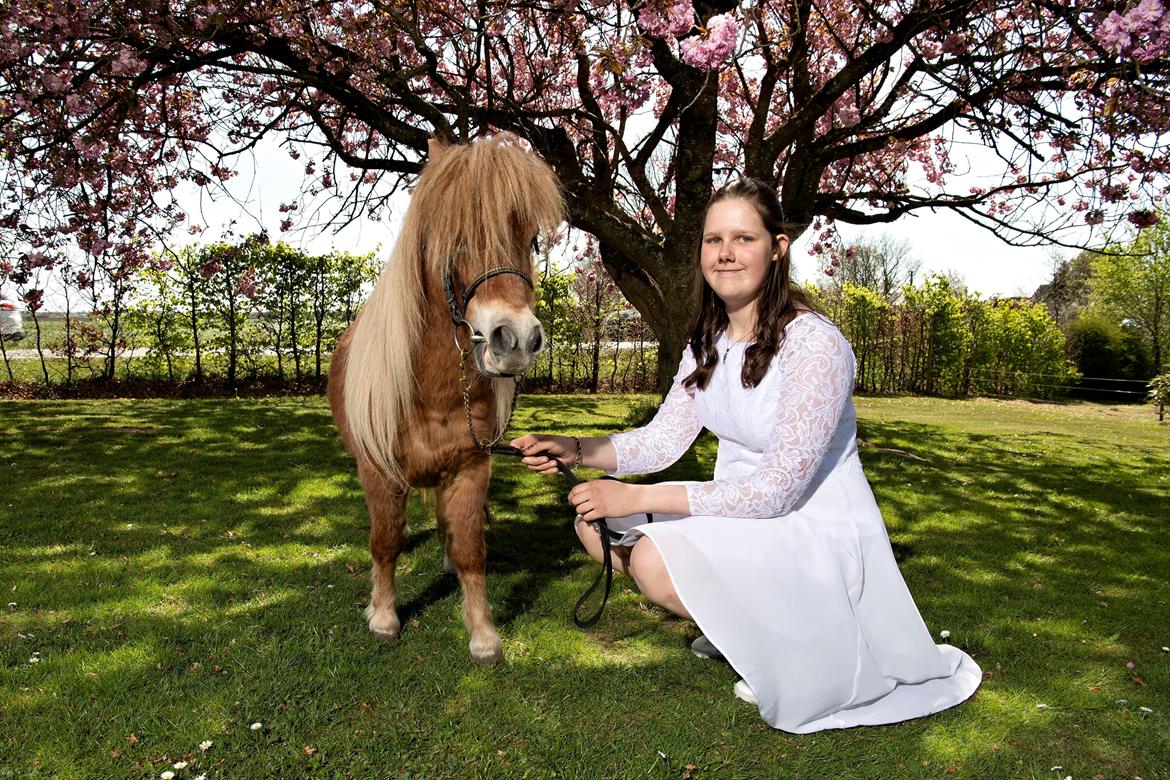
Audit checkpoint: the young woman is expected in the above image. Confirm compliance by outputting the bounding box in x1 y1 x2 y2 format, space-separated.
511 178 981 734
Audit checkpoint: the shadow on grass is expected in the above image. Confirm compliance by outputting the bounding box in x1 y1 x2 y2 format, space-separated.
0 397 1167 778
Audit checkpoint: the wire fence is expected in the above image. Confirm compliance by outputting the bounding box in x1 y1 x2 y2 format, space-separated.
965 368 1152 401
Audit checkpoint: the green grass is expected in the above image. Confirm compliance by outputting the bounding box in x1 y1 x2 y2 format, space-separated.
0 395 1167 779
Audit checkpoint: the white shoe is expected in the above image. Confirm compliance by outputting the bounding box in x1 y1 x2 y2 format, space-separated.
733 678 757 705
690 635 723 660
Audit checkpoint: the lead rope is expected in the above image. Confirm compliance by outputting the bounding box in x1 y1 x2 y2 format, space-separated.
444 264 626 624
488 444 649 628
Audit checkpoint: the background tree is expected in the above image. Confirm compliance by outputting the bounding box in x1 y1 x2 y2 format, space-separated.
573 260 627 393
1088 219 1170 374
824 233 919 297
127 260 188 382
1149 373 1170 422
1033 250 1095 328
533 268 575 388
1 0 1168 389
198 236 266 389
1064 313 1152 381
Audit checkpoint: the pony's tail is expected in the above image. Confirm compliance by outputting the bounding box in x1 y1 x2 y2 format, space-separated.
342 245 422 487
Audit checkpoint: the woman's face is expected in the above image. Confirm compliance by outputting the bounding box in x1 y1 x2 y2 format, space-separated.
700 198 789 315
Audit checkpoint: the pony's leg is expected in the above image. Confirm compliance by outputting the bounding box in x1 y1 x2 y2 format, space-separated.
359 465 408 641
437 461 502 665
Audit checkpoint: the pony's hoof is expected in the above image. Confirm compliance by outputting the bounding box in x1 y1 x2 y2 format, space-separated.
365 605 401 641
469 636 503 666
371 628 400 642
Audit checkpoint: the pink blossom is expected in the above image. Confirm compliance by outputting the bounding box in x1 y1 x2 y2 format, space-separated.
236 268 260 299
824 267 835 277
21 288 44 312
80 237 112 255
940 34 968 57
1095 0 1170 62
1130 0 1166 28
679 13 738 70
1101 183 1129 202
24 251 53 270
1084 209 1105 226
836 104 860 127
638 0 694 38
110 49 144 77
1127 209 1160 228
198 261 222 279
64 94 88 116
1096 11 1132 54
42 73 67 94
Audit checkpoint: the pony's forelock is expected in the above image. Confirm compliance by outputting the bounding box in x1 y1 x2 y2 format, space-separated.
343 136 564 483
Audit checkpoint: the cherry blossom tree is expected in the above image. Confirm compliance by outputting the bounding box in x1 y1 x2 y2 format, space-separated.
2 0 1168 387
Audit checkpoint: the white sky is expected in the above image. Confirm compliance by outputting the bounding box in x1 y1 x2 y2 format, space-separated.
161 134 1072 304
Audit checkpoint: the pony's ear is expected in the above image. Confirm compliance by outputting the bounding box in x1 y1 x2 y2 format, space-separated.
427 138 446 162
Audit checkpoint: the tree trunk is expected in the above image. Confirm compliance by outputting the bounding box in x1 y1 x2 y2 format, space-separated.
63 286 74 385
227 284 238 389
30 309 49 384
274 302 285 380
105 290 122 381
290 292 302 381
0 325 12 382
589 285 602 393
189 279 203 381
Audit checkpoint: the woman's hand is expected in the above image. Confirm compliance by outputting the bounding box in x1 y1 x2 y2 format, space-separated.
568 479 641 522
511 434 574 475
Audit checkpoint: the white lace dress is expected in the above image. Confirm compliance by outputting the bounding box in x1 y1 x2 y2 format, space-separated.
603 313 981 734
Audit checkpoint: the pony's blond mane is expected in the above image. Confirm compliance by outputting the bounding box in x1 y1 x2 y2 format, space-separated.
343 136 565 484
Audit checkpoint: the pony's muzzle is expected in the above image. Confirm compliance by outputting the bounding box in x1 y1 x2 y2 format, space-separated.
476 316 544 376
489 323 545 359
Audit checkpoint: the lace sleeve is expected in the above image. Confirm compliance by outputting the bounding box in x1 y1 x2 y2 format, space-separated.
608 349 703 476
685 318 856 518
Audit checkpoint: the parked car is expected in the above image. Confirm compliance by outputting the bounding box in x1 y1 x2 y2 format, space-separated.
1 295 24 341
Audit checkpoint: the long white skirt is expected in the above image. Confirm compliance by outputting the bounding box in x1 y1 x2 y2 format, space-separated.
602 462 981 734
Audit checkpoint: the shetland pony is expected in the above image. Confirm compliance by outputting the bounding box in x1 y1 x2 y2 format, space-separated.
327 136 564 665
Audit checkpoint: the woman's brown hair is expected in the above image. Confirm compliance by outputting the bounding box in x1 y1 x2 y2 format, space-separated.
682 177 816 391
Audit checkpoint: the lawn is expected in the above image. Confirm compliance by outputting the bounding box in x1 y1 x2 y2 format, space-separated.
0 394 1167 779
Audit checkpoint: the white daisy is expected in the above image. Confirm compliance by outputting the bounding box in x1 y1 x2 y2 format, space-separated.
250 722 263 731
198 740 213 751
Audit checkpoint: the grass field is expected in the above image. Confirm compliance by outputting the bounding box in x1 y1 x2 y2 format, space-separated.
0 395 1167 779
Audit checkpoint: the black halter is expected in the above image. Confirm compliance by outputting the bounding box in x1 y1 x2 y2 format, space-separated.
443 266 534 353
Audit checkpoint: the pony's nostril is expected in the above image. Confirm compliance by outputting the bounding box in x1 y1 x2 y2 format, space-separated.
529 327 545 355
490 324 519 356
